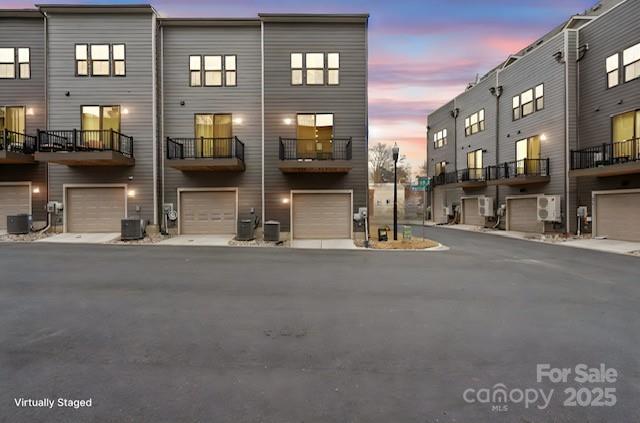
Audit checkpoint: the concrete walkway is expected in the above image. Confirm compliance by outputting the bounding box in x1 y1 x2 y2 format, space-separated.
35 233 120 244
157 234 234 246
561 238 640 255
290 239 357 249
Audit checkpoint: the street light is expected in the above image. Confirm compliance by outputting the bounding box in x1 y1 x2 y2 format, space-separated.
392 142 399 241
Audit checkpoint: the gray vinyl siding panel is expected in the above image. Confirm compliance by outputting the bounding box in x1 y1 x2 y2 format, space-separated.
46 13 156 225
426 100 455 177
576 0 640 210
0 17 48 222
263 22 368 232
497 33 567 228
162 25 262 223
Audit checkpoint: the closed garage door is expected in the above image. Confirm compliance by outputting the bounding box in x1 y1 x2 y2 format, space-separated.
0 184 30 230
462 198 484 226
66 187 126 233
292 192 351 239
594 191 640 242
507 197 542 233
180 190 236 234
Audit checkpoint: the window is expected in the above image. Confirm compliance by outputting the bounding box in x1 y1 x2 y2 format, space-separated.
433 129 447 149
435 161 446 176
291 53 303 85
189 55 201 87
306 53 324 85
512 95 521 120
535 84 544 111
0 48 15 79
606 53 619 88
81 105 120 147
17 48 30 79
328 53 339 85
515 136 541 175
623 43 640 83
296 113 334 158
0 106 26 134
225 55 236 86
612 110 640 160
113 44 125 76
90 45 110 76
75 44 88 76
467 149 483 180
194 113 232 157
521 89 534 117
204 55 222 87
464 109 485 136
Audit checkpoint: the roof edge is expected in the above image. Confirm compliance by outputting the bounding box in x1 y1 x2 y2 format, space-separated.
258 13 369 23
36 4 157 14
0 9 43 18
159 17 260 27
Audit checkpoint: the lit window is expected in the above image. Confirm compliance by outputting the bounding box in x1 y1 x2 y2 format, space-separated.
435 161 446 176
512 95 521 120
225 55 236 86
291 53 303 85
0 48 15 79
204 55 222 87
535 84 544 111
91 45 110 76
306 53 324 85
18 48 30 79
433 129 447 149
623 43 640 83
464 117 471 136
521 89 534 117
328 53 339 85
113 44 125 76
75 44 88 76
606 53 619 88
189 55 201 87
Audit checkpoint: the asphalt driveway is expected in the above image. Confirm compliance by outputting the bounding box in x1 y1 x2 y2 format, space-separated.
1 227 638 422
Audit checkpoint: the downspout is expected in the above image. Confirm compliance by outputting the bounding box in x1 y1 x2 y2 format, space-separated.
39 12 51 233
260 20 265 227
151 13 158 226
563 30 570 234
160 24 165 232
492 71 502 212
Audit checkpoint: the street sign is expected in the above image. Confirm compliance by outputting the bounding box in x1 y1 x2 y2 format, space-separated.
411 176 431 191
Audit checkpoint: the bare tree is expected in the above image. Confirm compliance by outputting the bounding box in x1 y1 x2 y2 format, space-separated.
419 160 429 176
369 142 412 184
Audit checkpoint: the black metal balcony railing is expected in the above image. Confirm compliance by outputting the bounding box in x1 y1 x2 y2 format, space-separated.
486 158 550 180
459 168 486 182
166 137 245 161
37 129 134 158
432 170 458 186
279 137 352 160
570 139 640 170
0 129 37 153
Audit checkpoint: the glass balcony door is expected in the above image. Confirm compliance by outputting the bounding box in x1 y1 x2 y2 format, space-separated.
194 113 232 158
81 105 120 149
612 111 639 160
516 136 540 175
296 113 334 159
0 106 26 150
466 149 483 180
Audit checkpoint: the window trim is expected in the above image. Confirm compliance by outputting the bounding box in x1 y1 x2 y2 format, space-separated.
305 52 325 86
89 43 111 77
74 43 89 77
290 52 303 86
327 52 340 86
0 47 16 79
17 47 30 80
606 52 620 89
189 55 202 87
535 84 544 112
622 42 640 84
203 55 222 87
464 109 485 137
112 43 126 77
224 54 237 87
433 128 447 149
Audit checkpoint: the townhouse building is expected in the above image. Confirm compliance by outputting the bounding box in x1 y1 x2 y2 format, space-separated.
0 5 368 240
427 0 640 242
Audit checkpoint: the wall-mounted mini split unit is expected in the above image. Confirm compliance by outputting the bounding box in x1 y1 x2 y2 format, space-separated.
537 195 562 222
478 197 495 217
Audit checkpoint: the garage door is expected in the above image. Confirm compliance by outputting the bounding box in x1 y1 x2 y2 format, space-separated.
507 197 542 233
594 191 640 241
0 184 30 230
180 190 236 234
292 192 351 239
66 187 126 232
462 198 485 226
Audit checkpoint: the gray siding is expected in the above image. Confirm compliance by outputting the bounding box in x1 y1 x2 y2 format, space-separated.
426 100 455 177
263 22 368 231
576 0 640 210
0 16 48 223
46 12 156 225
161 24 262 224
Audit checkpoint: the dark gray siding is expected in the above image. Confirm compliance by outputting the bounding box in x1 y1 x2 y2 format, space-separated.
263 22 368 232
426 100 455 177
497 32 567 229
46 12 156 225
576 0 640 210
161 24 262 224
0 16 48 223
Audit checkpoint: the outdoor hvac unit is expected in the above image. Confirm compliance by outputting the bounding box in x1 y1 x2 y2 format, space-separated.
237 219 256 241
478 197 495 217
7 214 31 234
264 220 280 242
121 218 146 241
537 195 562 222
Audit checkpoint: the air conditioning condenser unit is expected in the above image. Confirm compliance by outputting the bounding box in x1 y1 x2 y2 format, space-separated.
537 195 562 222
478 197 495 217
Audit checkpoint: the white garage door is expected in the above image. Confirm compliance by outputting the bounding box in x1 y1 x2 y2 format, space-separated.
180 190 236 234
462 198 485 226
594 191 640 242
292 192 351 239
0 184 31 230
507 197 542 233
66 187 126 233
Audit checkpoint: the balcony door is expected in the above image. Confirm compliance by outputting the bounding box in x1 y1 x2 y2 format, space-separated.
0 106 26 149
195 113 232 158
612 111 640 160
296 113 333 159
81 106 120 149
516 136 540 175
466 149 483 180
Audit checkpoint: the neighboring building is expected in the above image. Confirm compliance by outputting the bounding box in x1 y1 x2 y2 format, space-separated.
427 0 640 241
0 9 48 230
0 5 369 240
370 182 405 223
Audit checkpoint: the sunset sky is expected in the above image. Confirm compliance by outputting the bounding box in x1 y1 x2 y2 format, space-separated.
6 0 597 175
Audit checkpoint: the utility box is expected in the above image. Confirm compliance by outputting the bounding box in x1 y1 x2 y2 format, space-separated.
264 220 280 242
121 218 145 241
237 219 256 241
7 214 31 234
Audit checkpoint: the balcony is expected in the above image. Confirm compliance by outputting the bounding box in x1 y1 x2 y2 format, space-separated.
569 139 640 177
432 171 458 186
486 158 550 186
278 137 352 173
432 169 485 188
166 137 245 171
0 129 37 164
35 129 134 166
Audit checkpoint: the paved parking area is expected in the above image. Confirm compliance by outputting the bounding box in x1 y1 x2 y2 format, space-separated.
1 229 638 422
35 233 120 244
157 234 234 246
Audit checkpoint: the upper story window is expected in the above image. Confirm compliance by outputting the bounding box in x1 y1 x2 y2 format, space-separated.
464 109 485 136
433 129 447 149
0 48 29 79
435 161 446 176
189 55 201 86
606 53 619 88
512 84 544 120
291 52 340 86
75 43 125 78
623 43 640 83
76 44 88 76
91 45 110 76
204 56 222 86
190 54 236 87
225 55 237 86
113 44 125 76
